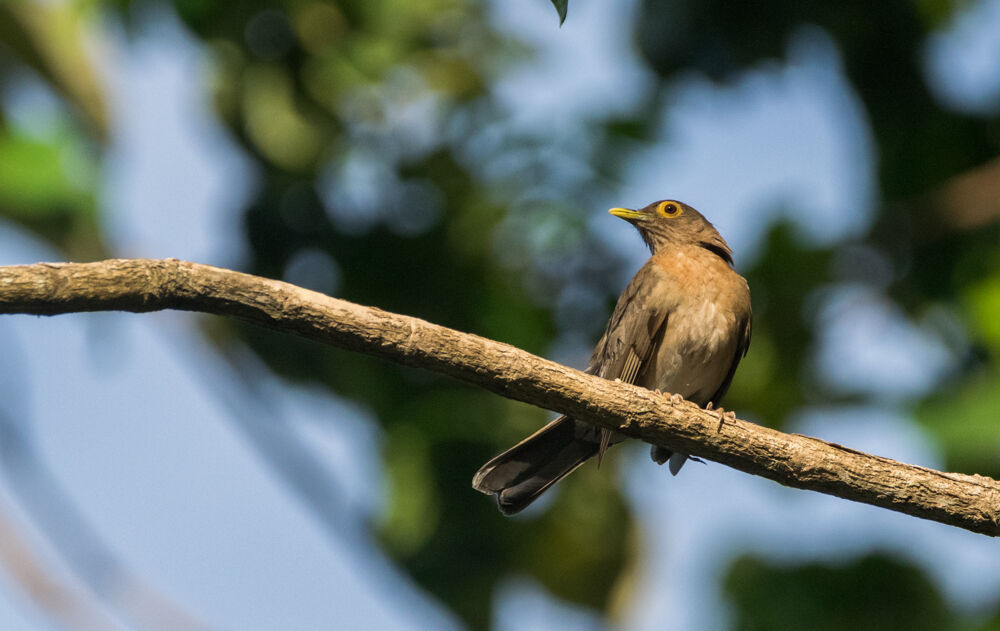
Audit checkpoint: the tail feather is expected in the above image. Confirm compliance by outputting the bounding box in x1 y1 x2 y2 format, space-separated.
473 416 599 515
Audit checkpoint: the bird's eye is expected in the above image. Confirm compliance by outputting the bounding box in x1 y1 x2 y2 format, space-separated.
657 201 683 218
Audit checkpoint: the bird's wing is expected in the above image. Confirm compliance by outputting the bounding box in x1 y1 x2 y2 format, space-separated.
587 265 672 461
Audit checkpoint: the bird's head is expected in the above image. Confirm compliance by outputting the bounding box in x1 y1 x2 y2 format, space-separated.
609 199 733 264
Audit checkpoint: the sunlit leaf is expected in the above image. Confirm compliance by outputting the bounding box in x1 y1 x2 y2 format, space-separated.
550 0 568 25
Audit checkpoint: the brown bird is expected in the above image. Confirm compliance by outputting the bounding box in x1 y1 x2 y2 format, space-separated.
472 200 751 515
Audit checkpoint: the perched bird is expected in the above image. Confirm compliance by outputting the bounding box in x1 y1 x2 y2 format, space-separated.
472 200 751 515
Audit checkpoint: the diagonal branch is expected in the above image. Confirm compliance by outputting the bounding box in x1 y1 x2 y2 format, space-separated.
1 258 998 536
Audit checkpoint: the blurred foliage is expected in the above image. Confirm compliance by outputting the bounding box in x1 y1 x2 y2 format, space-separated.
732 221 834 423
0 1 108 137
2 0 1000 629
723 554 957 631
0 2 105 258
113 1 631 628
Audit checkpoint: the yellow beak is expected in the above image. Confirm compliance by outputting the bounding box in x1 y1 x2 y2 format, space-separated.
609 207 644 221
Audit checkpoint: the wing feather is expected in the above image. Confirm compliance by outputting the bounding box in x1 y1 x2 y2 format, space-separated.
588 264 673 463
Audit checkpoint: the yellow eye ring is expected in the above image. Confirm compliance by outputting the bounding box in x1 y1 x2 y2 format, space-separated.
657 201 683 218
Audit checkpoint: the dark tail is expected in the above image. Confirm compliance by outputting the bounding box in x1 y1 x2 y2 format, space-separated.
472 416 599 515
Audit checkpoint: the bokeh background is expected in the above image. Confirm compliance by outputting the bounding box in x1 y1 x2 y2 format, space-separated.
1 0 1000 629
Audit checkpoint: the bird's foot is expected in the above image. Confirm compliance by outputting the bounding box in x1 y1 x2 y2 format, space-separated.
656 389 684 405
706 402 736 431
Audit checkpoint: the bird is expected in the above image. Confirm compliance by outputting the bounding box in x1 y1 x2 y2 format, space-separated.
472 199 751 515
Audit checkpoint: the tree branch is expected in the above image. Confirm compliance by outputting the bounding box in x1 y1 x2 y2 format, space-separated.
1 258 998 536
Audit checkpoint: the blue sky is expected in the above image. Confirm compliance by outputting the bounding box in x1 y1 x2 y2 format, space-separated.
2 0 1000 629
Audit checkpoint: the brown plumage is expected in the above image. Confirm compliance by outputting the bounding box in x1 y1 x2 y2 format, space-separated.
472 200 752 515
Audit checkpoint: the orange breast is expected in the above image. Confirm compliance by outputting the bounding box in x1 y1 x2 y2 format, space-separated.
642 246 750 405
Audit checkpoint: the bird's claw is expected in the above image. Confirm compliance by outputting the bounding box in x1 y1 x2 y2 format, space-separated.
656 389 683 405
706 402 736 431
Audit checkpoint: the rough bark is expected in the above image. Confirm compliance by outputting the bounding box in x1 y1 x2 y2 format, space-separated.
1 258 998 535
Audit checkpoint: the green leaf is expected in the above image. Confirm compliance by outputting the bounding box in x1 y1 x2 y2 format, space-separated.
550 0 568 25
